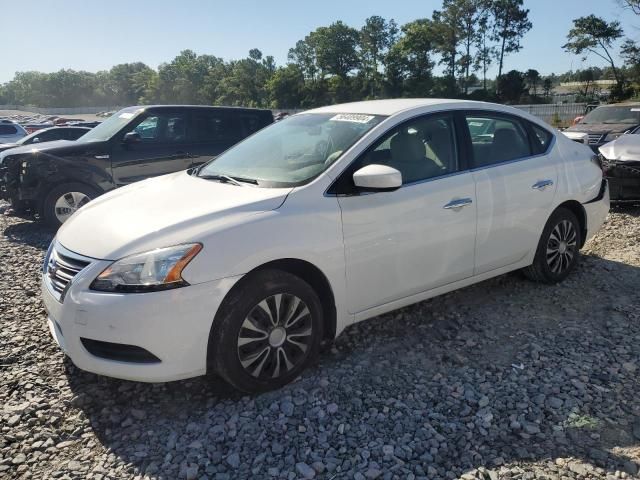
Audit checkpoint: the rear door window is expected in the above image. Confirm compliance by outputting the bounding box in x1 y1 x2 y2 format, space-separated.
191 111 235 143
464 113 532 168
239 113 268 136
0 125 18 135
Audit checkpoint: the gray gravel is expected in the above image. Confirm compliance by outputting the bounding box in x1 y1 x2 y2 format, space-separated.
1 202 640 480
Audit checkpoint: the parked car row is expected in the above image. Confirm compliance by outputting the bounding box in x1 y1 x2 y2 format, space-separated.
0 105 274 226
562 102 640 203
39 99 609 392
0 126 91 154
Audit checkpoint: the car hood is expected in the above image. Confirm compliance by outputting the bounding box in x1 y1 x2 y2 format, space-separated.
599 135 640 162
57 171 293 260
0 143 19 153
0 140 74 162
567 123 638 134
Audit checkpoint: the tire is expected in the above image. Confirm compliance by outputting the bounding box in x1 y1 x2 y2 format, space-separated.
523 207 582 284
210 269 324 393
41 183 100 229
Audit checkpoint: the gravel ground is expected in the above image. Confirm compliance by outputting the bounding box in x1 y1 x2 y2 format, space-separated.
1 203 639 480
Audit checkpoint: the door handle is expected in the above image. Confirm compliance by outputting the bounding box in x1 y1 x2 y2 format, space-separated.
532 180 554 191
443 198 473 210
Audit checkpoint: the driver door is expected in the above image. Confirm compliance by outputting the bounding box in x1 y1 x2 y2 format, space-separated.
111 112 192 185
333 113 477 314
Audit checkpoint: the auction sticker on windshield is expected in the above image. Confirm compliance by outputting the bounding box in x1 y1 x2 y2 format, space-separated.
330 114 376 124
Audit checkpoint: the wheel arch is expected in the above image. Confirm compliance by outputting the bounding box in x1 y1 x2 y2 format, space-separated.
206 257 337 371
38 179 103 214
554 200 588 248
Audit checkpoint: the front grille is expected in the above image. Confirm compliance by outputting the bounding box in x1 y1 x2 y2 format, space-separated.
588 133 605 145
45 244 91 301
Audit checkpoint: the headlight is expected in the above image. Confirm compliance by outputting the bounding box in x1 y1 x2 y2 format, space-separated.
604 133 623 142
90 243 202 293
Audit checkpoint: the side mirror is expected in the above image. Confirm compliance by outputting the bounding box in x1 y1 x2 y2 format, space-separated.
352 164 402 191
123 132 141 144
31 137 40 144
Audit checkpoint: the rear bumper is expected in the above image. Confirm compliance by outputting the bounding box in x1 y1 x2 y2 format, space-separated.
583 180 610 242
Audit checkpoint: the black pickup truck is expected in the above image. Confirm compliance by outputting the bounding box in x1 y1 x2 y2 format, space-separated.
0 105 273 227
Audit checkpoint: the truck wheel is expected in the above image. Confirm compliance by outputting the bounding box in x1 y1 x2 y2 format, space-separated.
42 183 100 229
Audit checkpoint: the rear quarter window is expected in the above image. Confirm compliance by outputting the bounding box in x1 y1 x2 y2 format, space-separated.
529 123 554 154
240 113 270 136
0 125 18 135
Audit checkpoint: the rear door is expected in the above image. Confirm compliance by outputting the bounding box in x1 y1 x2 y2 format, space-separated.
464 111 558 274
188 109 240 167
110 111 192 185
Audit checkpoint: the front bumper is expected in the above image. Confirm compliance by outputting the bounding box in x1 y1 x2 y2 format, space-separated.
602 159 640 202
41 245 241 382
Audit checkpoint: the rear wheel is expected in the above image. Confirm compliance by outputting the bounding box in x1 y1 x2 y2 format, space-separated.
42 183 100 228
210 269 323 393
523 207 582 284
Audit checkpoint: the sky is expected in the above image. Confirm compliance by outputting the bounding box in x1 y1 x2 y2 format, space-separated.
1 0 638 83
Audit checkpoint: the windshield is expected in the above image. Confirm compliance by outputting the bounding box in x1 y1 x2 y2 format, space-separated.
197 113 386 187
77 108 142 142
580 106 640 125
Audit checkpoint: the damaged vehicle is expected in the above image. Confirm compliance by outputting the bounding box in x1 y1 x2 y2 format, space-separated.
0 105 273 228
564 103 640 151
599 132 640 203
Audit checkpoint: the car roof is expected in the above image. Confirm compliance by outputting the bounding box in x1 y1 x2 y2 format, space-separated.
121 105 272 113
596 102 640 108
307 98 511 117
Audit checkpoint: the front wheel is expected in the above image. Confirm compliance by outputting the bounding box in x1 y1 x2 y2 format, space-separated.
41 183 100 229
523 207 582 284
210 269 324 393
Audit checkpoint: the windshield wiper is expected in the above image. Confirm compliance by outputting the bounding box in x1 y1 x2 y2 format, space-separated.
198 174 258 186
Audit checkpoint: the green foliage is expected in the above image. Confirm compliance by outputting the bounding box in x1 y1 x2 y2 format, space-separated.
497 70 527 103
3 0 637 109
491 0 532 84
563 15 625 99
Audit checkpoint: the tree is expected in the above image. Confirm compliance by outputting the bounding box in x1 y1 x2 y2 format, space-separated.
431 2 463 95
359 16 398 97
619 0 640 15
288 37 319 81
524 69 541 96
542 78 553 98
454 0 490 94
386 19 436 97
491 0 532 91
563 15 624 98
475 8 495 92
313 21 361 79
497 69 527 103
267 65 305 108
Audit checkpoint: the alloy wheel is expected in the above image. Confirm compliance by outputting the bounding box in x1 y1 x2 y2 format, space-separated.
546 219 577 274
237 293 313 379
54 192 91 223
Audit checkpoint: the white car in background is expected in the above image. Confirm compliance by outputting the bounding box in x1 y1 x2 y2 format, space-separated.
41 99 609 392
0 119 27 144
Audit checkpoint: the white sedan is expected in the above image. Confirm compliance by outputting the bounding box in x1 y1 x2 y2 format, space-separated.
41 99 609 392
